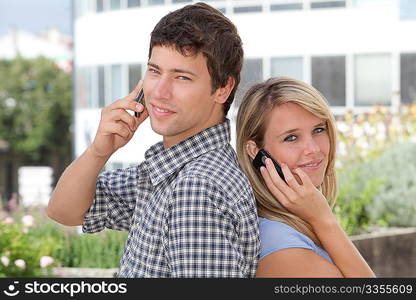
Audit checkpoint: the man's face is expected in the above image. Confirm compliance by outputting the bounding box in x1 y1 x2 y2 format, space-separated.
143 45 224 148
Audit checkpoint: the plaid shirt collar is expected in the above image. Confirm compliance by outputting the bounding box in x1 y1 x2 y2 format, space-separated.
144 119 231 186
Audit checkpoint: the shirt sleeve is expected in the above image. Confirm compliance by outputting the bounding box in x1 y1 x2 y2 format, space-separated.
167 175 258 277
82 166 138 233
259 219 315 260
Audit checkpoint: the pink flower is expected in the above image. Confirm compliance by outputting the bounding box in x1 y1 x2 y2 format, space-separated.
39 256 54 268
21 215 34 227
2 217 14 224
1 256 9 267
14 259 26 270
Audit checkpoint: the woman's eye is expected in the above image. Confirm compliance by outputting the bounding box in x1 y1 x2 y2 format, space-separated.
284 135 296 142
314 127 326 134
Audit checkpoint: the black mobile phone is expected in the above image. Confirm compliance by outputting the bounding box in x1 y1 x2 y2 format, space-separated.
252 149 286 182
133 88 145 117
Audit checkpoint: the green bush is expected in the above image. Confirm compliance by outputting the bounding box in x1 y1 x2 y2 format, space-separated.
360 142 416 227
0 216 57 277
0 208 128 277
54 229 128 268
335 165 384 235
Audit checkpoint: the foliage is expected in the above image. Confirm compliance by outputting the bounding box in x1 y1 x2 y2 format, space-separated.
54 229 128 268
0 56 72 163
334 104 416 233
335 164 385 235
0 214 57 277
360 142 416 227
0 208 128 277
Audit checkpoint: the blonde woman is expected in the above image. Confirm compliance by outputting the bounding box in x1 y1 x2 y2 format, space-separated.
236 77 375 277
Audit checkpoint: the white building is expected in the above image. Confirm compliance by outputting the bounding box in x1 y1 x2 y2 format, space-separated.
72 0 416 169
0 27 73 72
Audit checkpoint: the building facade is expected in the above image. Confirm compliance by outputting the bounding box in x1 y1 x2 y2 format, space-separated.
72 0 416 168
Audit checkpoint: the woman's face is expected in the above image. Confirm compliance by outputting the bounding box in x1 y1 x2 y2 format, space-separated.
262 102 330 187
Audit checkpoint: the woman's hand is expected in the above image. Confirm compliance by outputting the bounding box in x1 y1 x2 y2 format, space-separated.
260 158 335 227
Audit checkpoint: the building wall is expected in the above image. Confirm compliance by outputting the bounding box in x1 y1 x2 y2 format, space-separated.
72 0 416 166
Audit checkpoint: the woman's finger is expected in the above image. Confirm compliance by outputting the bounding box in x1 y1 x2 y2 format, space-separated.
260 166 289 206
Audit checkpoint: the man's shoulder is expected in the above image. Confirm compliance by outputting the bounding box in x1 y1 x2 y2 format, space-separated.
177 144 253 198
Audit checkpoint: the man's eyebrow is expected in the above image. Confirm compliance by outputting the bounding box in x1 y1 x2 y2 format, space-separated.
277 121 327 137
147 62 197 76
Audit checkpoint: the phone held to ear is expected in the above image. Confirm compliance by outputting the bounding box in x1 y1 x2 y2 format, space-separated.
134 88 145 118
252 149 286 183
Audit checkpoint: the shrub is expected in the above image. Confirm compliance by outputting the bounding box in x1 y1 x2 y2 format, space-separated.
360 142 416 227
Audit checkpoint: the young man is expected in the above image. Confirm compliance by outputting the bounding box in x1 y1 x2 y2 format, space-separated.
47 3 259 277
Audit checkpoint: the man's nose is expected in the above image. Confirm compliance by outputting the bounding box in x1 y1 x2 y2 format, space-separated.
152 77 172 100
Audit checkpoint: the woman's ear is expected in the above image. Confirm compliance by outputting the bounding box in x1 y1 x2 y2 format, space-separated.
214 77 235 104
246 140 259 160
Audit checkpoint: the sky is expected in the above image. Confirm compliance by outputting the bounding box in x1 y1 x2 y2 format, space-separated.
0 0 72 36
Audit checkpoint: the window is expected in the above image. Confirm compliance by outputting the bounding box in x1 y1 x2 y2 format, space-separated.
98 66 105 107
127 0 140 7
271 57 303 81
233 6 262 14
96 0 104 12
270 3 303 11
311 56 346 106
148 0 164 5
401 53 416 104
400 0 416 20
110 0 121 10
354 54 391 106
129 64 142 92
235 58 263 106
111 65 122 104
311 1 346 8
172 0 192 3
76 67 88 108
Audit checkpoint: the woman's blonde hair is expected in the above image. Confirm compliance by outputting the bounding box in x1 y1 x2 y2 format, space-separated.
236 77 338 247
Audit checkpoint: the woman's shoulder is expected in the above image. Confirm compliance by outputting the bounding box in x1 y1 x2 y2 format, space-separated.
258 217 317 260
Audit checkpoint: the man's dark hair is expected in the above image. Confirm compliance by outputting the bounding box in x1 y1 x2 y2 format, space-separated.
149 2 243 116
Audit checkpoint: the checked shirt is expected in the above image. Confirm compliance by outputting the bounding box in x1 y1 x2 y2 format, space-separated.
82 120 260 277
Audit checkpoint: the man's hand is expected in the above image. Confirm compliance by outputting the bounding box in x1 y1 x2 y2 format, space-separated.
90 80 148 159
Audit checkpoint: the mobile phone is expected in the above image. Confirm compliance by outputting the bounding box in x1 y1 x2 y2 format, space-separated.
252 149 286 182
133 88 145 117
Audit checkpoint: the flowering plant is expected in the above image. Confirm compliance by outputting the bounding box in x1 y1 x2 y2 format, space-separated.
0 212 57 277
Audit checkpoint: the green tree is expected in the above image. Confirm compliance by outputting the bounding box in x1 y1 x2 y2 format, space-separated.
0 56 72 185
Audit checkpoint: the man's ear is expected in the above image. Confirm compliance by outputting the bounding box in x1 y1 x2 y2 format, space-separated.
214 77 235 104
246 140 259 160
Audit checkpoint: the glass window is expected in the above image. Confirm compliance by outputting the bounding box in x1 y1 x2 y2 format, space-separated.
233 6 262 14
400 53 416 104
96 0 104 12
311 56 346 106
311 1 346 9
129 64 142 92
271 57 303 81
270 3 303 11
111 65 122 104
235 58 263 106
98 65 105 108
172 0 192 3
88 67 98 108
354 54 391 106
110 0 121 10
127 0 140 7
148 0 164 6
400 0 416 20
76 67 88 108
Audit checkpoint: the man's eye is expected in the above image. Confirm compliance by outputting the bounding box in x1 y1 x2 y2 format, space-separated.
177 76 191 81
148 68 159 74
